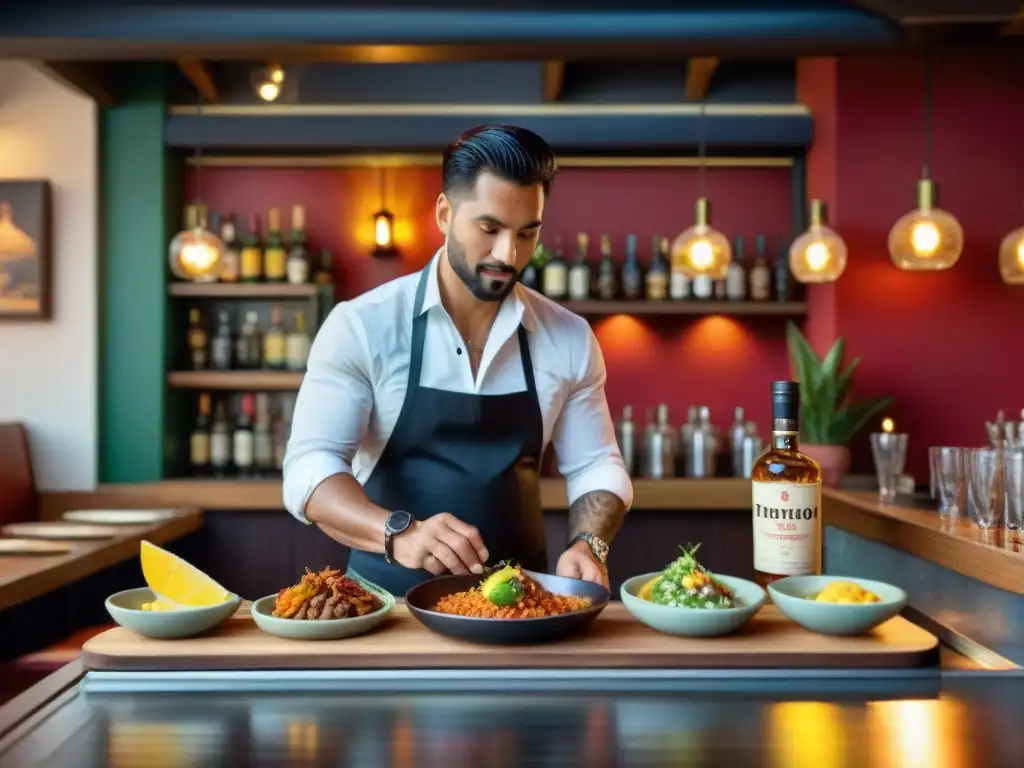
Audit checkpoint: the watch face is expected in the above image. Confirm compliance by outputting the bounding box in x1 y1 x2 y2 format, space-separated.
387 510 412 534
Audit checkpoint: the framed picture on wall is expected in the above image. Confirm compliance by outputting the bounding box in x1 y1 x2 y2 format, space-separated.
0 180 52 321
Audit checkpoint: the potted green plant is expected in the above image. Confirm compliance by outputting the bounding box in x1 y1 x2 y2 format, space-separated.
786 321 894 487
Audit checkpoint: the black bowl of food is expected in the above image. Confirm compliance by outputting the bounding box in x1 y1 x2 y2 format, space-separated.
405 564 610 645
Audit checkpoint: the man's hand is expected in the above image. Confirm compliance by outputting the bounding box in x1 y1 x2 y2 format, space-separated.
556 539 609 589
392 512 489 576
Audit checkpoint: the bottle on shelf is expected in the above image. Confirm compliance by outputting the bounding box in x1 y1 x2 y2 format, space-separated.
691 270 713 300
240 214 264 283
567 232 591 301
286 311 312 372
521 243 547 291
264 208 287 283
725 235 748 301
541 236 567 299
682 405 718 479
210 399 232 477
669 236 692 300
236 311 262 369
189 392 212 476
595 234 618 300
713 276 727 300
313 249 334 285
210 311 234 371
774 236 793 302
286 205 310 285
642 404 678 480
187 308 208 370
218 215 240 283
645 235 669 301
749 234 772 301
750 380 823 589
253 393 275 476
233 393 257 478
620 234 643 300
264 305 287 370
273 394 295 472
729 406 748 476
615 404 637 476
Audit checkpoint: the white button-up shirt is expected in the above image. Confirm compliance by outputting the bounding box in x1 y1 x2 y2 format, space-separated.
283 252 633 523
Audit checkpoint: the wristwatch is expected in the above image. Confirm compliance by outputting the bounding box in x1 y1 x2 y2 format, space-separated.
570 532 609 566
384 510 413 564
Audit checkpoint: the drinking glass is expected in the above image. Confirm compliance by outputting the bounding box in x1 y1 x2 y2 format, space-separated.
871 433 908 502
929 447 965 518
966 448 1001 530
1004 449 1024 531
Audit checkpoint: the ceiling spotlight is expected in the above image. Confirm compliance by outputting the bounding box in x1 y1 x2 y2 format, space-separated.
251 63 286 102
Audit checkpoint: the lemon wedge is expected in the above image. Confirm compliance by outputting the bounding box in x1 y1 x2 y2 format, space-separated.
637 575 661 602
140 540 232 607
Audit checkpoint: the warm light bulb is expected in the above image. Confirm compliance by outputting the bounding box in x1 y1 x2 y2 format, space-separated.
889 179 963 270
789 200 847 283
269 65 285 85
372 209 397 257
169 204 225 282
374 214 393 248
882 417 894 433
670 197 731 280
998 224 1024 285
258 81 281 102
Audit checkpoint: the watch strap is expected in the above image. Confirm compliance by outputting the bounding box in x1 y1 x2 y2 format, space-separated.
570 532 609 565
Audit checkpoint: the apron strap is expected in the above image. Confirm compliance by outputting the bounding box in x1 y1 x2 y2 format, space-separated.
516 324 537 396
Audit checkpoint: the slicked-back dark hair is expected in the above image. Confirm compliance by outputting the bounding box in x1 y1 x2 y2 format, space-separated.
442 125 558 200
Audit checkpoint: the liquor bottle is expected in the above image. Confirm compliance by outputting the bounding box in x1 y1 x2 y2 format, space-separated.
264 305 287 370
273 395 295 472
264 208 287 283
749 234 772 301
595 234 618 300
750 381 823 589
187 308 208 370
691 272 713 300
669 237 691 300
253 393 274 476
774 237 793 302
210 311 234 371
286 205 310 285
190 392 212 476
725 235 747 301
210 399 232 477
615 404 637 476
645 235 669 301
240 215 264 283
313 249 334 285
286 311 312 371
541 237 567 299
233 393 256 478
567 232 591 300
621 234 643 300
713 276 727 300
236 311 262 369
218 215 240 283
521 243 546 291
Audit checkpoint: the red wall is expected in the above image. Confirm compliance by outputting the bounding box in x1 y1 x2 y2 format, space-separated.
193 165 795 433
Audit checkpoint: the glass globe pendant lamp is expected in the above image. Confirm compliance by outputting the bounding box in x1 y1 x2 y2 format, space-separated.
998 222 1024 285
789 200 847 283
671 197 731 280
888 178 963 271
169 203 225 282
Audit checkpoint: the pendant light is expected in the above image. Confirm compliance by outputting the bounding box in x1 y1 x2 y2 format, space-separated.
169 92 224 281
998 203 1024 284
888 50 963 271
789 200 847 283
671 102 731 280
372 167 398 258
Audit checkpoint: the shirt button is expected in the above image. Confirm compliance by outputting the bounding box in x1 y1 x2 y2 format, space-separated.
456 347 463 355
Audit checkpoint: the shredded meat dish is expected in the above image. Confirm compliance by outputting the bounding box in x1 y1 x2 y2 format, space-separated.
273 567 382 620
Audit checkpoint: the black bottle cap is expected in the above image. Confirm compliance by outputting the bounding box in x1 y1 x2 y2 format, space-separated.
770 380 800 421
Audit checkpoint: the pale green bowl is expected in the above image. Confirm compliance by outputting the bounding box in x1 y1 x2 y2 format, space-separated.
768 575 907 636
620 572 766 638
251 586 395 641
105 587 241 640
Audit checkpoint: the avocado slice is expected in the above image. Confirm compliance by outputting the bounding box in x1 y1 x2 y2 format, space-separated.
480 565 525 606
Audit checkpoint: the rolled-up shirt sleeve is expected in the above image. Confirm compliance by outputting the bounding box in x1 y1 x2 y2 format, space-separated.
551 324 634 510
283 303 374 523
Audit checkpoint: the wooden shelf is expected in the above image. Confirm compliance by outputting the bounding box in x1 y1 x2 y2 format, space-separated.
559 300 806 317
167 371 304 389
169 283 321 298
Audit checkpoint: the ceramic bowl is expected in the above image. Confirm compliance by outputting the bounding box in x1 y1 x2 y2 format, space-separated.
620 572 766 637
767 575 907 636
251 585 395 641
105 587 241 640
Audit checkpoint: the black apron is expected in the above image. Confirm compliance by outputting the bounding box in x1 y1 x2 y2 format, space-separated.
347 265 547 596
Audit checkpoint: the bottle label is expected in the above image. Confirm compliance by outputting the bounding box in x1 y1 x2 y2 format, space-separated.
287 257 309 285
726 267 747 300
750 268 771 300
669 272 689 299
220 249 240 282
211 337 232 370
240 247 262 279
568 268 590 300
254 432 274 467
691 275 713 299
646 272 668 300
210 433 231 466
265 247 287 280
265 334 286 366
233 430 255 467
542 265 567 298
286 334 311 370
752 480 822 575
190 432 210 465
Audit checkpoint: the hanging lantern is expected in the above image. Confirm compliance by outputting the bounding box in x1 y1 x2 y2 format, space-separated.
670 197 731 280
789 200 847 283
168 203 224 282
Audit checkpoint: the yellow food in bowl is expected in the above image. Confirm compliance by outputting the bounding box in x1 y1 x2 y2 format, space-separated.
140 599 178 612
637 576 661 602
811 581 880 604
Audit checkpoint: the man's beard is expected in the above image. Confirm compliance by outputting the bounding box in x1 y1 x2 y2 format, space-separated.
446 235 522 302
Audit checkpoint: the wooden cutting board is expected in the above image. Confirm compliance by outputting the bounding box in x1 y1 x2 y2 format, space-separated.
81 604 938 671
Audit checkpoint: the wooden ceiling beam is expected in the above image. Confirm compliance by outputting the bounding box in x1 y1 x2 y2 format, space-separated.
1001 7 1024 34
29 61 116 106
177 59 219 103
542 61 566 102
686 56 719 100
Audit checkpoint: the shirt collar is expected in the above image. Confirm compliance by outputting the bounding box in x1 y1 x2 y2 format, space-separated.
417 248 535 332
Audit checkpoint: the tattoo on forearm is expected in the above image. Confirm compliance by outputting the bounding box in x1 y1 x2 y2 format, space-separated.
568 490 627 542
